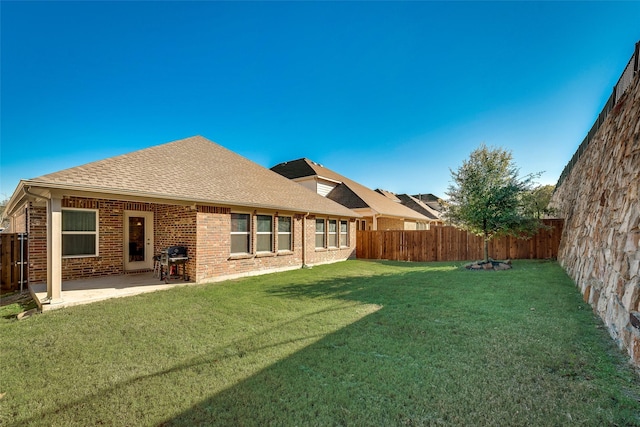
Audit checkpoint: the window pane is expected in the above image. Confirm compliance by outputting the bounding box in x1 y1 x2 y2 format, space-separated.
231 214 249 232
315 234 325 248
257 234 272 252
63 234 96 256
63 210 96 232
257 215 272 232
231 234 249 253
328 234 337 247
315 219 325 232
340 220 348 247
278 234 291 251
277 217 291 251
328 220 337 232
278 217 291 233
128 217 146 261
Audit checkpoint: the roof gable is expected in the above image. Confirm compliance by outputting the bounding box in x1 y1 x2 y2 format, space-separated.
270 158 317 180
375 189 401 202
411 193 444 212
396 194 442 220
326 183 369 209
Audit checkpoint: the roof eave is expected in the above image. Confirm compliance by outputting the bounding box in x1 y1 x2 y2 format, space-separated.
2 180 32 220
14 180 361 218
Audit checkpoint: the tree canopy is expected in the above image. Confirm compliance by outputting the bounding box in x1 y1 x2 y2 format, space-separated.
443 144 543 262
522 184 556 219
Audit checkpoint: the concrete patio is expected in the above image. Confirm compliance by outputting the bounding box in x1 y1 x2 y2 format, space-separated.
30 273 194 312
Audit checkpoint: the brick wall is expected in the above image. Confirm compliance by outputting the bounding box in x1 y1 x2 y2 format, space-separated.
196 210 307 283
27 204 47 284
376 217 405 230
26 197 202 282
61 198 124 280
195 212 356 283
155 204 197 281
10 203 28 233
305 215 356 267
24 195 357 286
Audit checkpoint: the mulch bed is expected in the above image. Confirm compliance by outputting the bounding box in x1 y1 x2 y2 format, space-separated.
465 260 512 271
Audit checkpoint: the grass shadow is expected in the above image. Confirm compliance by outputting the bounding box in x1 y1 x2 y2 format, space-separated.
158 261 640 426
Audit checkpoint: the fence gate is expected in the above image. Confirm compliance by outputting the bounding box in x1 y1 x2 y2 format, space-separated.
1 233 28 292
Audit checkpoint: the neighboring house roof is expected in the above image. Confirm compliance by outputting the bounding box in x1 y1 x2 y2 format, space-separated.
327 184 369 209
271 158 430 222
375 189 442 221
411 193 444 212
374 189 401 203
4 136 358 218
395 194 442 221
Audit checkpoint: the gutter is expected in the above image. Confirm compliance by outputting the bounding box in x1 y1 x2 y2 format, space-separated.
302 212 311 269
18 180 361 219
23 185 47 201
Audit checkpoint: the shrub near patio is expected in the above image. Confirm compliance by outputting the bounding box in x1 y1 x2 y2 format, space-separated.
1 260 639 426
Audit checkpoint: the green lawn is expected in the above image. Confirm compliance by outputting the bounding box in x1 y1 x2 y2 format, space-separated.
1 260 639 426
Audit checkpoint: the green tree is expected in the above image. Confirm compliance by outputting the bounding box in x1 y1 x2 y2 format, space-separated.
0 197 9 230
443 144 542 262
522 184 556 219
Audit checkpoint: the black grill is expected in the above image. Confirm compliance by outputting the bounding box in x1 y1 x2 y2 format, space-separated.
160 246 188 283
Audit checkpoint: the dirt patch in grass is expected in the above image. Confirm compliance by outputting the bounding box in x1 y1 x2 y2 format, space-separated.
0 291 37 319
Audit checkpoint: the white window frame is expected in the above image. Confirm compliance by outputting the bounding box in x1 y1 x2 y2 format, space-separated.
277 216 292 252
315 218 326 248
231 213 251 254
62 208 99 258
328 219 338 248
256 214 274 253
340 220 349 247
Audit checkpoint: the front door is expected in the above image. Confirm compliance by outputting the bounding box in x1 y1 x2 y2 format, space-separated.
124 211 154 271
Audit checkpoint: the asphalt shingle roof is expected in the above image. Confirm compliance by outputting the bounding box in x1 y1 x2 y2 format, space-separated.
271 158 430 221
396 194 442 220
28 136 358 217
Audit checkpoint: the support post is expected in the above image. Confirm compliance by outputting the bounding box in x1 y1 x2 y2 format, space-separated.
46 196 63 304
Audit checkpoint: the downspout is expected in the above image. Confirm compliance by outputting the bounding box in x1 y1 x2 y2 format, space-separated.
302 212 310 268
19 214 25 293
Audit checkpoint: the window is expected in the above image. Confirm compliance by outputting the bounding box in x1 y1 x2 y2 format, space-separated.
231 213 250 254
256 215 273 252
62 209 98 257
277 216 292 251
315 219 325 248
340 220 349 247
328 219 338 248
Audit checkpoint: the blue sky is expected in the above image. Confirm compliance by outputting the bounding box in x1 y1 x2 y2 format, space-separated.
1 1 639 201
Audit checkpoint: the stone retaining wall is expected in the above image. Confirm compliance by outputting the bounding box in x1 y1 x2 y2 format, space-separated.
549 74 640 365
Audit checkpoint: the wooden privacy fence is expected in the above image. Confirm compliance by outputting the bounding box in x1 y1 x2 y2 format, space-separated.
356 219 564 262
1 233 28 292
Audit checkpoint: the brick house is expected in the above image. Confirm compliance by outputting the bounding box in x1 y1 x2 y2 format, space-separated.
271 158 431 230
2 136 359 305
